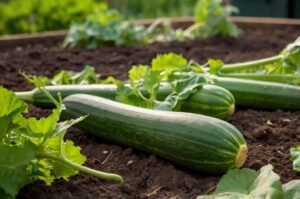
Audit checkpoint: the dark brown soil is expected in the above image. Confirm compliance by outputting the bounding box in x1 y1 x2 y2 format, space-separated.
1 25 300 199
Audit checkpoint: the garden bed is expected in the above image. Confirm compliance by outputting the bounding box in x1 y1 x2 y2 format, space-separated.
1 18 300 198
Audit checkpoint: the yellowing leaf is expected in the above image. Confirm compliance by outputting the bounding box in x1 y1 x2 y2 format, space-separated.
151 53 188 72
208 59 224 75
129 65 150 81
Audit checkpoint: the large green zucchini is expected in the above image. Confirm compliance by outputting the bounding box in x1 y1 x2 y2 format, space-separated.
62 94 248 174
16 84 235 120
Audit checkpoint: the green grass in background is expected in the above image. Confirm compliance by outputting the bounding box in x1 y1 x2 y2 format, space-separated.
0 0 198 35
105 0 197 19
0 0 106 35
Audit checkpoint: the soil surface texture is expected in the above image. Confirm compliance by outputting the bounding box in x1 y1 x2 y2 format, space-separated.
1 25 300 199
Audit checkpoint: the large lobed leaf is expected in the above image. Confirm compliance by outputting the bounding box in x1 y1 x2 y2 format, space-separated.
197 165 299 199
0 87 27 139
0 142 37 198
0 86 122 198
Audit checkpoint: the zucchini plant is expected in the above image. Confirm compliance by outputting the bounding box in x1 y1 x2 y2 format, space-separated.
17 54 236 120
135 53 300 111
143 53 300 110
18 52 300 112
0 86 123 199
121 53 300 111
21 65 104 85
194 0 240 38
63 0 240 49
291 146 300 173
209 36 300 85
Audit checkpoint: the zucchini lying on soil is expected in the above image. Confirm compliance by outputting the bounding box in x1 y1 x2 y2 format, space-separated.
171 73 300 110
16 83 235 120
213 76 300 110
61 94 248 174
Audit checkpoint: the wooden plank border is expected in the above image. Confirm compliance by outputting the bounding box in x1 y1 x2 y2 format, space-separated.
1 17 300 48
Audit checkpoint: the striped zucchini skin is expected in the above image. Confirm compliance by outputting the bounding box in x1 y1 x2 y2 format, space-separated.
179 85 235 120
62 94 247 174
16 84 235 120
214 77 300 110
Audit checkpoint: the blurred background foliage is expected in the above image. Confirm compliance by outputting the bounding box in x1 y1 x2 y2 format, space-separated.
62 0 240 49
0 0 295 36
105 0 196 19
0 0 197 35
0 0 107 35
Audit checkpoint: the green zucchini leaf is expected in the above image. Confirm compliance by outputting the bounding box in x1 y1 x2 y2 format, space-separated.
116 83 149 108
208 59 224 75
173 74 207 98
116 54 210 111
143 70 161 98
129 65 150 82
35 133 86 184
62 12 187 49
62 10 128 49
281 37 300 72
0 86 122 197
117 65 161 109
22 65 118 87
154 74 206 111
128 65 161 96
0 142 37 199
11 101 87 185
16 108 60 140
283 180 300 199
116 83 136 103
152 53 188 73
59 0 240 49
194 0 240 38
51 65 100 85
0 86 27 139
0 188 12 199
154 94 179 111
151 53 195 81
213 168 258 195
197 165 283 199
291 146 300 172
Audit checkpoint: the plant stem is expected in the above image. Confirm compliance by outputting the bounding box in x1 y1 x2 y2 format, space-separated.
15 91 34 103
38 153 124 183
182 22 202 37
220 55 282 73
39 87 60 108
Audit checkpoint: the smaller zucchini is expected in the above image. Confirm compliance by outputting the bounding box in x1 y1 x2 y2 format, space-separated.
214 77 300 110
